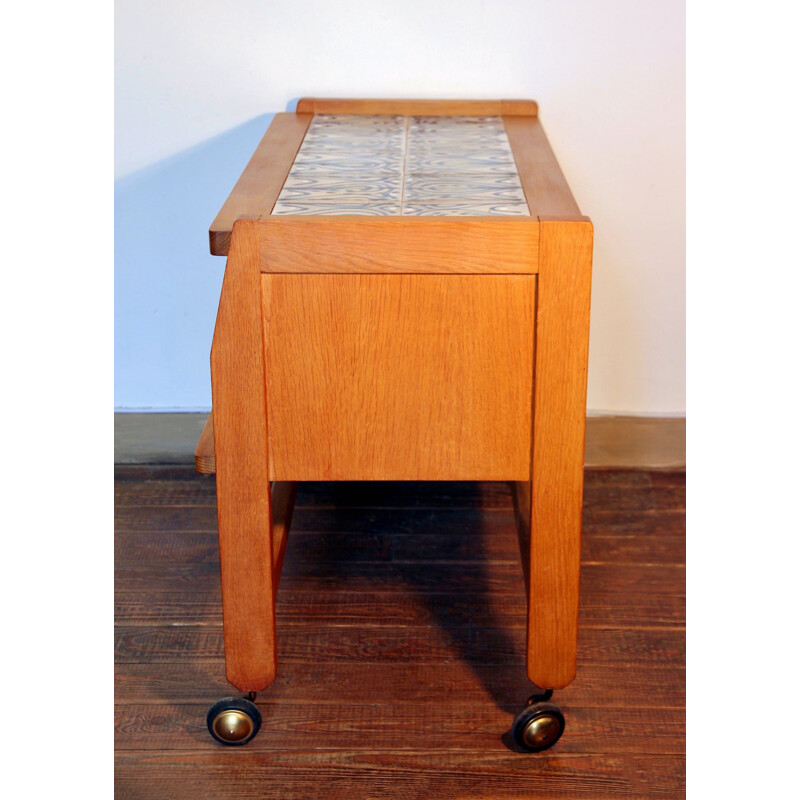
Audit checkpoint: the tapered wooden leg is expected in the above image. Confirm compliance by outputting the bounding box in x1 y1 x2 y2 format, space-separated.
210 219 277 692
523 218 593 689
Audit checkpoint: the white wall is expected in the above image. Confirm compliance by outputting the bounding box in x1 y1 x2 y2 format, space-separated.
115 0 685 414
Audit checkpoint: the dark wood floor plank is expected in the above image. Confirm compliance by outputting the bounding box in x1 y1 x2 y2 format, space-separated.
114 480 217 506
116 661 684 709
581 509 685 537
115 505 527 534
626 755 686 798
584 469 655 486
114 469 685 798
115 505 219 532
115 478 517 509
579 535 684 565
115 752 684 800
115 527 684 568
384 531 684 564
114 465 205 482
646 470 686 486
115 624 684 668
115 702 684 756
116 560 685 597
114 473 682 511
116 589 685 628
116 503 686 540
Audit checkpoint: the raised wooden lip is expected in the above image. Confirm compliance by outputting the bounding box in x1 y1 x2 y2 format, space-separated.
209 112 313 257
296 97 538 116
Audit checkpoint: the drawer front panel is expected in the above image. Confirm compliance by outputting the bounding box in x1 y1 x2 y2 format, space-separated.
262 273 535 481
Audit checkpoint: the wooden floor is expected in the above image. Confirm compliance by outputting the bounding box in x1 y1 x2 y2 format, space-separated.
115 468 685 799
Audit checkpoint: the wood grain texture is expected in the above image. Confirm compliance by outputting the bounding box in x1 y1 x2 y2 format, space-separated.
115 469 685 798
257 217 539 274
193 414 215 474
209 113 312 256
261 273 535 481
209 219 276 691
114 468 684 509
115 624 683 667
115 699 685 755
115 752 683 800
504 116 582 218
116 661 685 707
296 98 539 116
193 423 309 579
524 218 594 688
116 588 685 630
115 560 683 598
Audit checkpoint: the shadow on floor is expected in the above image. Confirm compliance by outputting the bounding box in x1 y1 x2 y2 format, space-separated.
288 481 529 720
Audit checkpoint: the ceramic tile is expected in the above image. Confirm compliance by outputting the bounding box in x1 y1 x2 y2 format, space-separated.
408 122 506 132
407 131 507 141
297 140 405 155
410 115 506 129
404 174 526 204
406 142 513 159
303 129 406 145
411 146 512 159
406 154 517 174
311 114 405 128
271 201 402 215
409 137 515 154
272 114 530 216
292 147 404 164
279 174 402 203
401 202 531 216
289 154 404 174
406 143 512 159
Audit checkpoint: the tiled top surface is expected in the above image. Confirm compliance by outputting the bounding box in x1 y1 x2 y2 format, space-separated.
271 114 530 216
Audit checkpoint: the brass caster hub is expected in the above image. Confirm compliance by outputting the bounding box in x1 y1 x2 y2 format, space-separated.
212 709 254 743
207 697 262 746
512 700 565 753
522 713 563 749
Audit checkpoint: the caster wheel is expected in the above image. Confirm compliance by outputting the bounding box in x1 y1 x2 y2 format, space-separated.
512 700 565 752
207 697 261 746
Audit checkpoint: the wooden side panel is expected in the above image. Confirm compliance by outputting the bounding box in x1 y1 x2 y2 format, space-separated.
504 116 582 218
257 217 539 274
210 220 276 691
296 98 538 116
209 113 312 256
262 274 536 481
526 218 593 688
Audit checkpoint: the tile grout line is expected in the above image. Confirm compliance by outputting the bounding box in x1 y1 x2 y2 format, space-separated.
400 115 410 215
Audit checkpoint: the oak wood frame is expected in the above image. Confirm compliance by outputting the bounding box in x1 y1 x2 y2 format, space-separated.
295 97 539 116
256 217 540 274
201 99 592 694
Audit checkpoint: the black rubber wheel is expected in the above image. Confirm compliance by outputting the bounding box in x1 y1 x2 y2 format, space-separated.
511 701 565 752
207 697 262 746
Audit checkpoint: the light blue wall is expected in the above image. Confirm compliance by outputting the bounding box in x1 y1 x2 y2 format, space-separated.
114 114 274 409
115 0 684 414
